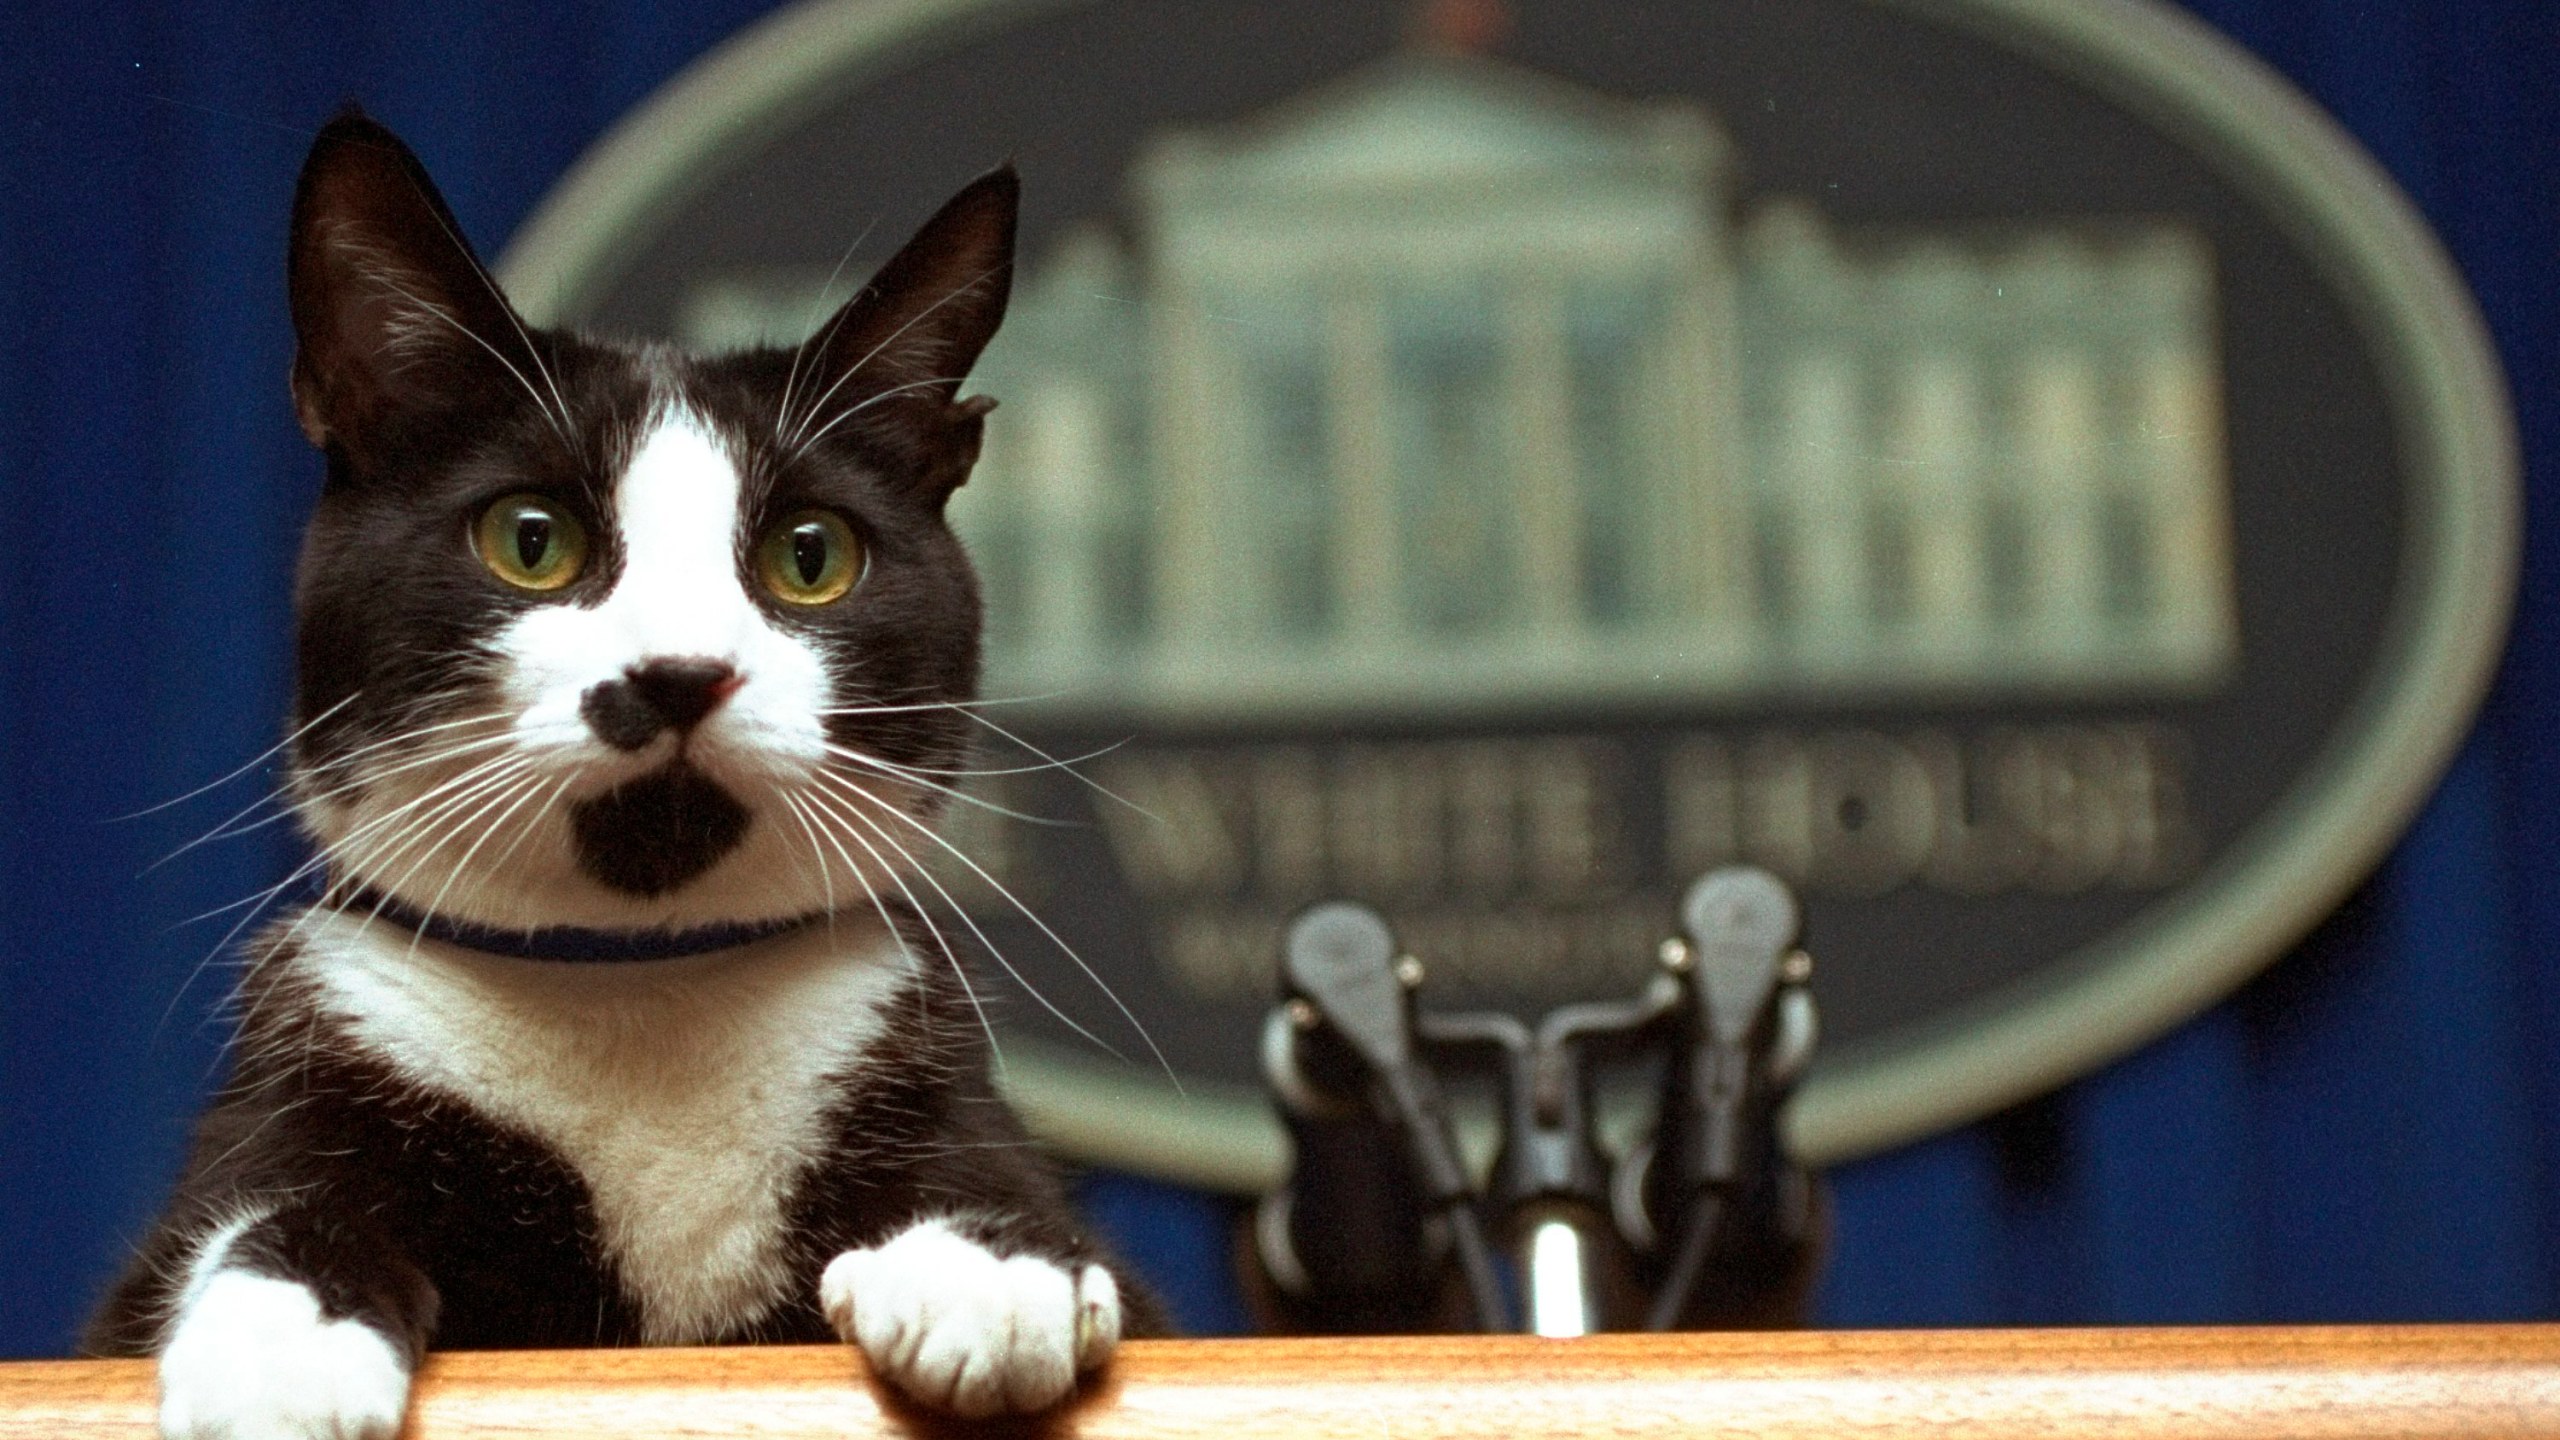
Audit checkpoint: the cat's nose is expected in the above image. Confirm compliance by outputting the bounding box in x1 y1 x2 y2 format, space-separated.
582 657 743 751
627 657 742 729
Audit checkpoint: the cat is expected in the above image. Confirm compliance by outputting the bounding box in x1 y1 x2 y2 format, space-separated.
84 108 1163 1434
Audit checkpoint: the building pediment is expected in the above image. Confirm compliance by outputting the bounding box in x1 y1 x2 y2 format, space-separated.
1138 52 1721 206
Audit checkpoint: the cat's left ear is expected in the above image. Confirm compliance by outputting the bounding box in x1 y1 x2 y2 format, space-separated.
795 165 1017 498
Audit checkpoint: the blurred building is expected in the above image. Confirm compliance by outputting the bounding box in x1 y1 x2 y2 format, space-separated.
686 51 2235 721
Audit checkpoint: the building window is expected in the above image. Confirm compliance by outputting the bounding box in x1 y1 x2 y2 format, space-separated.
2098 490 2154 624
1389 286 1514 638
1570 282 1650 629
1243 306 1333 641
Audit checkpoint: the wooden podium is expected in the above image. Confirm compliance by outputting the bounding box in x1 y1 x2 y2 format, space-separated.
6 1327 2558 1437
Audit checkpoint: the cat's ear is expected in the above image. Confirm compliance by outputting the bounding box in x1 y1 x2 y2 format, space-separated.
794 165 1017 494
287 108 543 454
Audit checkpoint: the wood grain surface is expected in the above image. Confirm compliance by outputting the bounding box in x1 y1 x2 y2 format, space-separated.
7 1326 2560 1438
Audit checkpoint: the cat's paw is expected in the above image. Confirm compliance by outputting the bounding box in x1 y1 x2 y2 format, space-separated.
818 1220 1121 1418
157 1270 411 1440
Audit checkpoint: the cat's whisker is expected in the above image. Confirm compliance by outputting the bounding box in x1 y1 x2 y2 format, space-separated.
949 710 1160 826
813 705 1122 779
786 373 977 464
168 747 527 932
494 773 576 875
304 722 519 789
263 753 538 949
279 717 519 818
161 746 523 1051
812 690 1079 717
111 692 361 822
358 266 574 446
244 786 518 973
821 733 1129 783
814 773 1064 1030
140 791 302 876
294 706 517 779
411 200 581 454
321 747 534 864
293 731 522 812
399 770 555 963
132 696 497 895
150 862 325 1045
785 786 1003 1067
331 759 540 923
779 791 865 924
815 747 1074 829
215 745 513 872
773 217 886 474
433 771 578 934
805 768 1170 1085
169 848 337 945
774 789 842 928
790 786 1020 1075
784 788 905 965
258 779 519 967
153 727 519 874
780 263 1002 452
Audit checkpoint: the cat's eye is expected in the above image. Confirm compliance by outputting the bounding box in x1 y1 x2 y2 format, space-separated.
757 510 864 606
474 494 588 592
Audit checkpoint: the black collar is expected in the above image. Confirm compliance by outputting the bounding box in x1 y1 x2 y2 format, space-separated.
344 888 830 964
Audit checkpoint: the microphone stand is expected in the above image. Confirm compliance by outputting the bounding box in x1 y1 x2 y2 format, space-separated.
1253 866 1822 1335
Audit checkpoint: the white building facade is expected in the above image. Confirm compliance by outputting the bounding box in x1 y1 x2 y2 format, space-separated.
686 53 2236 722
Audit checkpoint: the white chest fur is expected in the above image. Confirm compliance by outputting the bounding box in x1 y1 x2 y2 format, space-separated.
293 911 912 1343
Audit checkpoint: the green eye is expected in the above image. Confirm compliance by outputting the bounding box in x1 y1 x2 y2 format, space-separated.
758 510 863 606
474 494 588 592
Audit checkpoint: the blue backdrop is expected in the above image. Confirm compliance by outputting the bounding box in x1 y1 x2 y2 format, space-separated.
1 0 2553 1355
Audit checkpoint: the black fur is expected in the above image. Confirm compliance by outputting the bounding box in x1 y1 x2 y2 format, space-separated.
570 765 753 896
88 108 1162 1373
278 113 1004 838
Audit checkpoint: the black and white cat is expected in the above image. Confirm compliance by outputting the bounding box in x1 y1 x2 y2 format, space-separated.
86 110 1161 1433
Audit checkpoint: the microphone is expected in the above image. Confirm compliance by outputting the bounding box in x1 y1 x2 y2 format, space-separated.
1258 903 1509 1331
1642 867 1820 1330
1252 872 1824 1334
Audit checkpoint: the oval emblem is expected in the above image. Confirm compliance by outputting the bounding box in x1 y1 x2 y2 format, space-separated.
500 0 2516 1186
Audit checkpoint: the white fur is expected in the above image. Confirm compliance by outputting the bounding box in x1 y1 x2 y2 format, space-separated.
166 1206 276 1319
304 404 894 934
295 907 913 1343
159 1229 410 1440
501 406 831 787
819 1220 1121 1418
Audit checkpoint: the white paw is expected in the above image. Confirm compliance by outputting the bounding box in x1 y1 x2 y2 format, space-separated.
158 1270 411 1440
818 1221 1121 1418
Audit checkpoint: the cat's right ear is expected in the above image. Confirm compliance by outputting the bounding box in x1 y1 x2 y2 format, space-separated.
287 109 537 455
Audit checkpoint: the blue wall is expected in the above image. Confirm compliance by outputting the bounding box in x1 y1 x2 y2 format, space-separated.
1 0 2552 1354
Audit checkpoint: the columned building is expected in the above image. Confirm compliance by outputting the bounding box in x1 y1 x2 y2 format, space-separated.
683 51 2236 722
